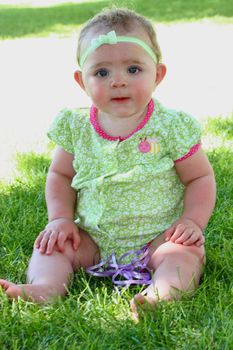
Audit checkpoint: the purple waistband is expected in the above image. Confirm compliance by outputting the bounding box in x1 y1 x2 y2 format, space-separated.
86 245 152 286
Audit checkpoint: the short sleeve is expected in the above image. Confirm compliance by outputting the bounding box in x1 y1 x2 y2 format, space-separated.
47 109 74 154
167 111 202 161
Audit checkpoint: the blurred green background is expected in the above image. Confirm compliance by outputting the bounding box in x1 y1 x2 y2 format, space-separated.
0 0 232 39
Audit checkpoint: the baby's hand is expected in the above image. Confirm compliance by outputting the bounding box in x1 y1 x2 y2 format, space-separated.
164 218 204 247
35 218 80 255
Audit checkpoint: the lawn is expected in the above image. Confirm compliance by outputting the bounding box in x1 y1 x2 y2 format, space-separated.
0 1 233 349
0 0 232 39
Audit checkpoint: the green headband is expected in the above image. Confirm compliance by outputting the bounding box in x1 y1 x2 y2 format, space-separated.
79 30 157 69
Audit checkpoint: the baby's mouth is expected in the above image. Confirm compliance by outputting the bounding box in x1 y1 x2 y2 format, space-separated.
111 97 130 102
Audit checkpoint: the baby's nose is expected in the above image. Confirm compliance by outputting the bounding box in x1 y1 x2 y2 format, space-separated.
110 72 128 88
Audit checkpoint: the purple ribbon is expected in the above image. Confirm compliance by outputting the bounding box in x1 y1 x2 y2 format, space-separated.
86 245 152 286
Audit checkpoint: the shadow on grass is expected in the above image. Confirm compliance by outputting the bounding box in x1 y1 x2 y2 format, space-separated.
0 0 232 39
0 152 50 278
207 147 233 236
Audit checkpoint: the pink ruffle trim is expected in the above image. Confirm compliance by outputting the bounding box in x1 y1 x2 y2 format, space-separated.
90 99 154 142
174 143 201 163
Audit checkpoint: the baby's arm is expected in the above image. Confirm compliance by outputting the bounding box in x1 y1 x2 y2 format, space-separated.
35 146 80 254
165 148 216 246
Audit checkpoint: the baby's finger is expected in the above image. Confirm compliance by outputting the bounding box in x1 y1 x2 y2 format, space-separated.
38 231 51 253
164 225 176 241
46 231 59 255
57 232 67 252
34 231 45 248
169 224 186 242
174 228 193 244
183 231 200 246
195 234 205 246
72 231 81 250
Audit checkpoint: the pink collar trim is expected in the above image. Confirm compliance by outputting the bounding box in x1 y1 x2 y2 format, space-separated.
90 99 154 142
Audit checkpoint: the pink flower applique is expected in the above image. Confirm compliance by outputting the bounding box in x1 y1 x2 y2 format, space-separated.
138 137 151 153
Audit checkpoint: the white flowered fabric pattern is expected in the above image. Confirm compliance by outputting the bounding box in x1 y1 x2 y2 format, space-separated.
47 99 201 259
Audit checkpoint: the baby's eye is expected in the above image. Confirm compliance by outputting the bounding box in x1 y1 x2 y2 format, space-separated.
95 69 109 77
128 66 141 74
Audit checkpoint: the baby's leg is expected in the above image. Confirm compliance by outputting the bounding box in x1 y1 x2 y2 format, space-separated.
0 229 99 303
131 241 205 317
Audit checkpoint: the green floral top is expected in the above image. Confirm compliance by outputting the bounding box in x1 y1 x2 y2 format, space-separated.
47 99 201 258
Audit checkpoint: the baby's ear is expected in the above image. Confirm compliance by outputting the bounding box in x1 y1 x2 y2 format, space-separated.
74 70 86 91
155 64 167 87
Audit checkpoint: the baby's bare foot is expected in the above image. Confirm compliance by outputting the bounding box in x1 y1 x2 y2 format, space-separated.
0 279 59 303
130 284 159 322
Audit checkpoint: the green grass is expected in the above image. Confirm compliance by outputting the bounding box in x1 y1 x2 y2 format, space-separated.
205 113 233 141
0 115 233 349
0 0 232 39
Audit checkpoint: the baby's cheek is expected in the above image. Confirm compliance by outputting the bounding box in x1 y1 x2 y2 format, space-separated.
133 83 152 102
90 87 107 105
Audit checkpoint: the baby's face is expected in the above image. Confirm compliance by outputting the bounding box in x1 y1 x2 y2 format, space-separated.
78 27 165 120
